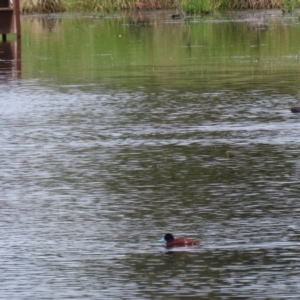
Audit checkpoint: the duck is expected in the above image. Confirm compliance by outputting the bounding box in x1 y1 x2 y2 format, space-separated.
160 233 199 248
291 107 300 113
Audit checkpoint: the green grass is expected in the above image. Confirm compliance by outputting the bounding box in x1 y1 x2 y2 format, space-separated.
181 0 221 14
282 0 297 11
22 0 65 13
21 0 300 14
63 0 134 12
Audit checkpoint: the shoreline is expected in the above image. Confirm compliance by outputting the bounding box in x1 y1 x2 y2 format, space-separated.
21 0 300 14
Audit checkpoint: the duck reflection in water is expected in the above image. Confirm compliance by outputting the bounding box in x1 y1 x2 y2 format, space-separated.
160 233 199 248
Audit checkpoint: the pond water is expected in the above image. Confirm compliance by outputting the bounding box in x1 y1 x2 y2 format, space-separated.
1 9 300 299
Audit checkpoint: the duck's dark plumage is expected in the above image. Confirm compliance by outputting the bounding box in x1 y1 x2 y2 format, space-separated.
160 233 199 248
291 107 300 113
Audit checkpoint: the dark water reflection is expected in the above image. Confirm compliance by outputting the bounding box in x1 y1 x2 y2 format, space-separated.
1 10 300 299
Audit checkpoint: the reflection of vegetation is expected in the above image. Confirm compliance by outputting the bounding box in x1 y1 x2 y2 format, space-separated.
20 0 300 13
21 14 300 92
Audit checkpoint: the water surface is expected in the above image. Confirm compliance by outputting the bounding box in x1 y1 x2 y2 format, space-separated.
1 9 300 299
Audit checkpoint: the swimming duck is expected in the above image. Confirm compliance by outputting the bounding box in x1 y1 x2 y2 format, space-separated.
160 233 199 248
291 107 300 113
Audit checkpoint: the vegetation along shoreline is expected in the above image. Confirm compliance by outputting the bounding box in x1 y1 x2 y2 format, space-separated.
21 0 300 14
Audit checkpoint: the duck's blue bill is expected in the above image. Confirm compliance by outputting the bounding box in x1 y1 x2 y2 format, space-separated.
159 237 165 242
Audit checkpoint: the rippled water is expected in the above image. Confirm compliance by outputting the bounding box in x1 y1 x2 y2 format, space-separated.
1 10 300 299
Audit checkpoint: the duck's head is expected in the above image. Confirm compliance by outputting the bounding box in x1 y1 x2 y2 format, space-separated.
159 233 174 242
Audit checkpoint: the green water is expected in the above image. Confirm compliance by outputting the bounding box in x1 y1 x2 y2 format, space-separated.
21 10 300 92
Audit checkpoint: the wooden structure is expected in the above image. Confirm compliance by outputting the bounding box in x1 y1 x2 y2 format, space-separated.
0 0 21 41
0 39 21 78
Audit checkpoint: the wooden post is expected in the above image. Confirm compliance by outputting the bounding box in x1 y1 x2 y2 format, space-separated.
0 0 21 78
14 0 21 39
0 0 21 40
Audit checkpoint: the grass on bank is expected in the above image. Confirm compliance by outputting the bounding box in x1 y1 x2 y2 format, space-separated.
21 0 172 13
180 0 221 14
21 0 300 14
22 0 65 13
